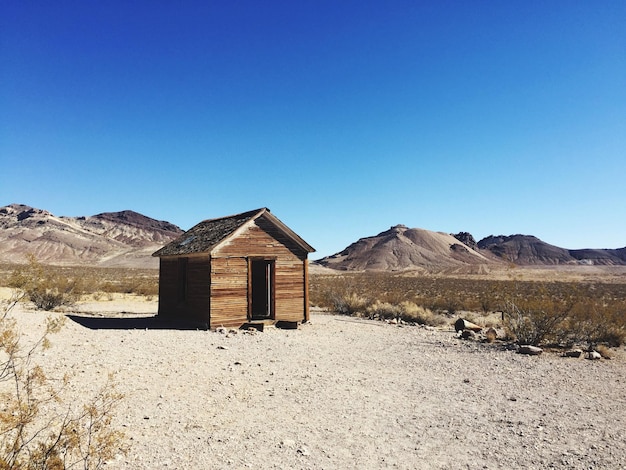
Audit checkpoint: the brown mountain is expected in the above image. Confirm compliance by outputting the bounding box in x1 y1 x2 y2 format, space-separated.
317 227 626 272
317 225 491 271
0 204 183 268
476 234 573 265
477 235 626 266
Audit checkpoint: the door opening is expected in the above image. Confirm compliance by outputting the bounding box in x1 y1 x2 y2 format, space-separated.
250 260 274 320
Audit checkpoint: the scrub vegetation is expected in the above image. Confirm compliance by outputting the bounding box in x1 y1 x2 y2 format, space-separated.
310 272 626 348
1 292 128 469
1 260 159 309
1 260 624 349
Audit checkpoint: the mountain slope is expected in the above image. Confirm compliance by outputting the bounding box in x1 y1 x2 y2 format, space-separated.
476 234 574 265
318 225 490 271
569 247 626 265
477 235 626 266
318 226 626 272
0 204 183 268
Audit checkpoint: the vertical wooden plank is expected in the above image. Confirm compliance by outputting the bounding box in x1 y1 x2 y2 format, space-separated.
207 256 212 330
270 259 276 320
303 258 310 322
246 257 252 321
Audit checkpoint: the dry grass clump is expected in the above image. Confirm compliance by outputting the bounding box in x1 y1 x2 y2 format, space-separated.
330 292 370 316
326 291 446 327
397 301 446 326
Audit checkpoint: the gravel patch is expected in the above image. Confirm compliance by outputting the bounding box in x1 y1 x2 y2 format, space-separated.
5 301 626 469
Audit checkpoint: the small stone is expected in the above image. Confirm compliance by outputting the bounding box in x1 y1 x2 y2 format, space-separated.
587 351 602 360
297 446 310 456
217 345 229 350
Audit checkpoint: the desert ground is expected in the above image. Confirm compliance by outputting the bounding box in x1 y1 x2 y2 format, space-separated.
2 290 625 470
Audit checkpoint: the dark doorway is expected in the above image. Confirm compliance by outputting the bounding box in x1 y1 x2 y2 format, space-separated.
250 260 274 320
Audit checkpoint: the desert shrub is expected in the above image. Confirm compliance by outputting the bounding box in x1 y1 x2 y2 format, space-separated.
366 301 401 320
4 260 160 303
501 299 570 346
0 291 128 468
8 255 80 310
330 292 370 316
363 300 445 326
398 301 446 326
309 272 626 343
563 301 626 348
129 280 158 297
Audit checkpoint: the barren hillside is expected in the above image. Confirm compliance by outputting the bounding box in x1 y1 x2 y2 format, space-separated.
478 234 626 266
318 225 492 271
0 204 183 268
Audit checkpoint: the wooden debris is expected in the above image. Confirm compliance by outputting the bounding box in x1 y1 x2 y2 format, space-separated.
454 318 482 333
564 349 583 358
518 345 543 355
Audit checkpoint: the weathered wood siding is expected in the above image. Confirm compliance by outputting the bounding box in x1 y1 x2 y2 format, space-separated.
210 217 309 327
209 257 248 328
157 256 210 326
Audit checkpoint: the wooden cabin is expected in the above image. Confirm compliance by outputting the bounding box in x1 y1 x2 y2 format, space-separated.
152 208 315 329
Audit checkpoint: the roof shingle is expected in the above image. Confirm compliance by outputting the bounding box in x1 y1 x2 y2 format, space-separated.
152 208 264 257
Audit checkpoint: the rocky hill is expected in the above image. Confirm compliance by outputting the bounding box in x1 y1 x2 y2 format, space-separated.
476 234 573 265
477 235 626 266
0 204 183 268
317 226 626 271
317 225 491 271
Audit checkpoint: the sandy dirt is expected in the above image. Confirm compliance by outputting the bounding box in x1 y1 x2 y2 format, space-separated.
3 295 626 469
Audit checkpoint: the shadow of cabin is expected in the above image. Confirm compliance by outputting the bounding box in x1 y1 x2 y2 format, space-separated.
152 208 315 330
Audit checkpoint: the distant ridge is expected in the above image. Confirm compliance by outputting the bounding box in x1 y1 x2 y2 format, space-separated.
2 204 624 271
317 226 626 271
477 234 626 266
0 204 183 268
476 234 573 265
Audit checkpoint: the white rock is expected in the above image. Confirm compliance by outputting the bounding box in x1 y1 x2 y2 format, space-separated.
587 351 602 360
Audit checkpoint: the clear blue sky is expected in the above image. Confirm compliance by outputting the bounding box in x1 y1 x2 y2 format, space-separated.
1 1 625 257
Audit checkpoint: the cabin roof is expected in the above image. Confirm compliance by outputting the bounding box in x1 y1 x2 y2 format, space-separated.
152 208 315 257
